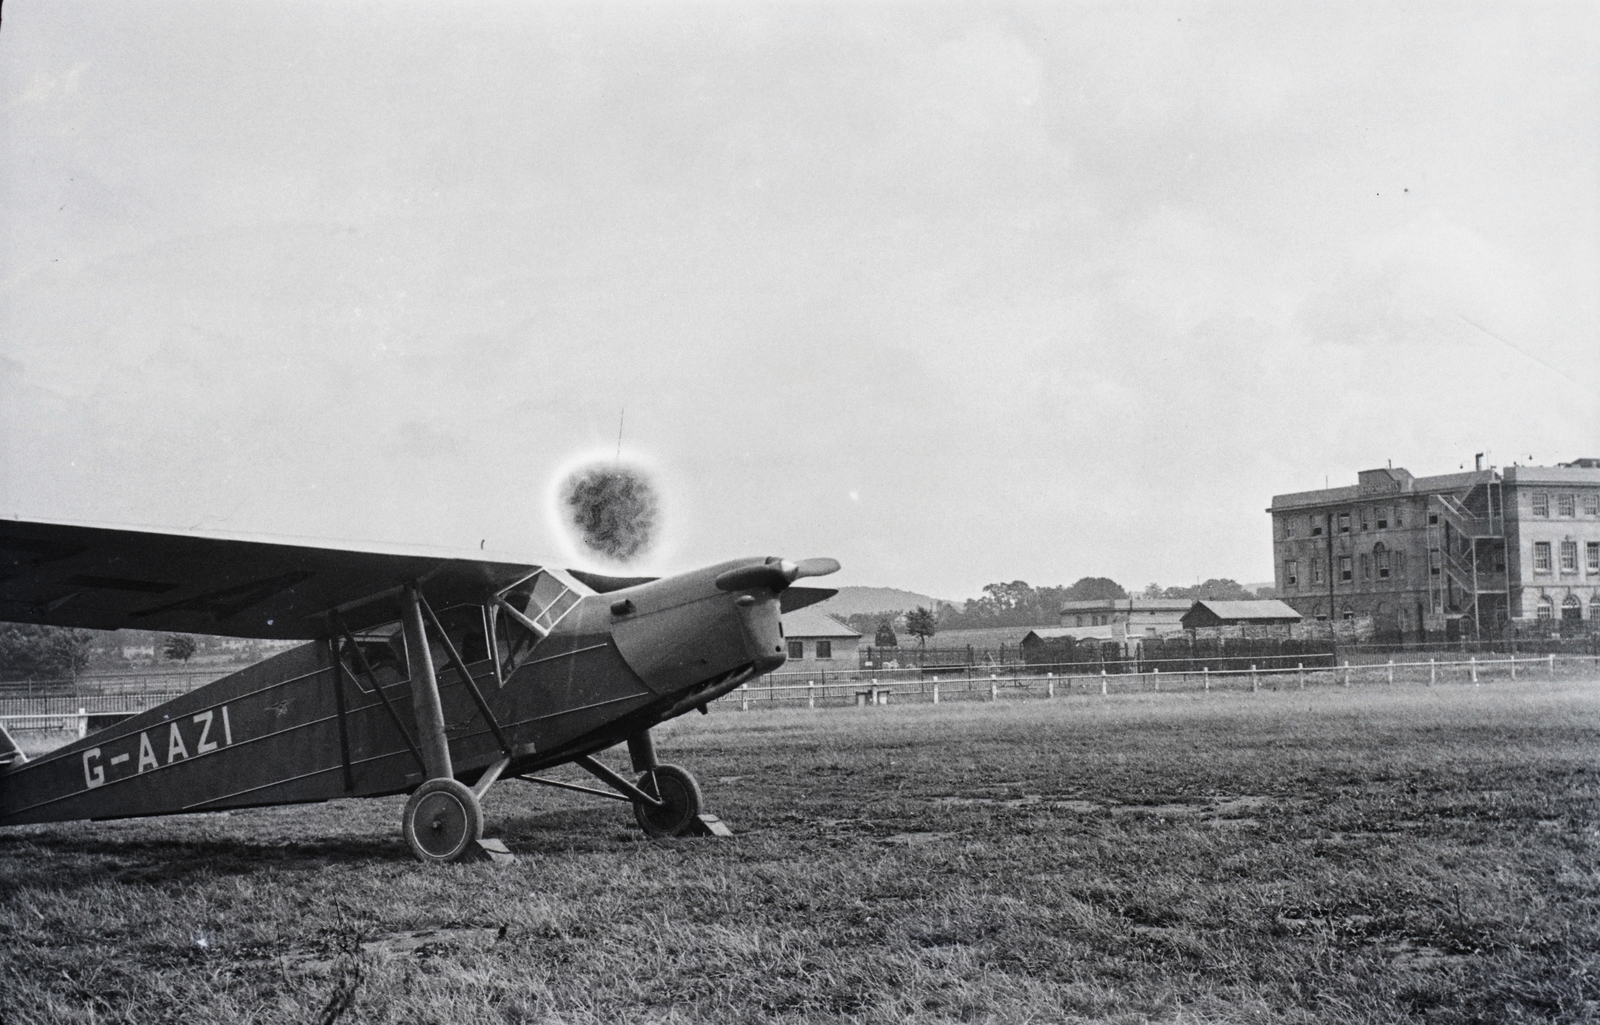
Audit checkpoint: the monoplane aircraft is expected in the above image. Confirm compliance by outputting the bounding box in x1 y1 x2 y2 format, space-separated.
0 518 837 862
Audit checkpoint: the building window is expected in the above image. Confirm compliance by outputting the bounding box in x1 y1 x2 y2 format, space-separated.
1560 541 1578 572
1591 595 1600 619
1376 508 1389 529
787 640 803 659
1338 512 1351 534
1311 560 1325 584
1428 510 1439 525
1339 556 1353 582
1342 607 1355 621
1585 493 1599 516
1393 551 1405 578
1361 509 1371 531
1558 494 1575 517
1429 548 1441 576
1376 546 1391 579
1359 554 1371 581
1311 519 1324 536
1284 560 1298 587
1284 518 1295 539
1563 595 1582 621
1532 493 1549 516
1536 596 1553 620
1533 542 1551 572
1394 507 1404 527
1588 542 1599 573
815 640 832 659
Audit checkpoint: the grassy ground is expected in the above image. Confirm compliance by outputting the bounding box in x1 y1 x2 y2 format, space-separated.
2 681 1597 1023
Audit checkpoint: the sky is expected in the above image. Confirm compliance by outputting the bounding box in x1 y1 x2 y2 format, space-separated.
2 1 1596 602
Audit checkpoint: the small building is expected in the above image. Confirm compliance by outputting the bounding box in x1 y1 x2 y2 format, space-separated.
1060 598 1192 641
781 607 860 672
1180 599 1303 630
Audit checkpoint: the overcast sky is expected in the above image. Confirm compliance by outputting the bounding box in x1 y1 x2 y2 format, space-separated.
2 1 1596 601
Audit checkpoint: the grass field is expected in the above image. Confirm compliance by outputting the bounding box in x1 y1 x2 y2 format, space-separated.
2 681 1598 1023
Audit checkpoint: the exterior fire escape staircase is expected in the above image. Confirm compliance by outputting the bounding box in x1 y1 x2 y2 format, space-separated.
1427 481 1509 636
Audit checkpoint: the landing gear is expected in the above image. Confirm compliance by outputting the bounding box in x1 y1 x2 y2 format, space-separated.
632 764 704 838
402 778 484 863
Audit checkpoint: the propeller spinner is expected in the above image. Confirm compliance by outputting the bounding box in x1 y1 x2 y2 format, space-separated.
714 557 840 593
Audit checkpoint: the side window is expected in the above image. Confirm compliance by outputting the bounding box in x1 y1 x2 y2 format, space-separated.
1337 512 1351 534
1558 494 1575 517
787 640 804 659
1533 542 1551 572
816 640 833 659
1376 507 1389 529
1339 556 1353 582
1284 560 1298 586
1532 493 1549 517
339 623 409 693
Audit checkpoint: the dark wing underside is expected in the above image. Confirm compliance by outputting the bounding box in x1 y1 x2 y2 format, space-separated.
0 518 541 640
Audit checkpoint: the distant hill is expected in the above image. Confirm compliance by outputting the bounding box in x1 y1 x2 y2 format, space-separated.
811 586 946 618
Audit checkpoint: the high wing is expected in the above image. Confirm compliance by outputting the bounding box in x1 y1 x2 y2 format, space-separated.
0 518 541 640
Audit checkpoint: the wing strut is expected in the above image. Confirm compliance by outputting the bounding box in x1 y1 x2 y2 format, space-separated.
417 593 515 760
401 584 453 781
325 637 356 793
330 610 429 776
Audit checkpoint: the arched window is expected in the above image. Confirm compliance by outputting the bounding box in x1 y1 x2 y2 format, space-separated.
1590 594 1600 620
1562 595 1582 622
1536 596 1554 620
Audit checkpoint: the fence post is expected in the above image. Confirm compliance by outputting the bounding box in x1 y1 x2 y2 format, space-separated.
1549 653 1555 677
1152 667 1159 692
1251 664 1258 692
1387 659 1394 686
1298 662 1304 689
1510 655 1517 680
808 680 815 709
932 680 940 704
1202 666 1209 693
1342 660 1350 687
1046 672 1054 699
740 683 749 711
1101 669 1108 696
1470 656 1478 685
1429 658 1435 686
990 674 998 701
77 707 87 739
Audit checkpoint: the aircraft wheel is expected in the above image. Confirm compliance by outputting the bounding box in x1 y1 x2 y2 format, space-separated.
633 764 704 838
403 778 484 863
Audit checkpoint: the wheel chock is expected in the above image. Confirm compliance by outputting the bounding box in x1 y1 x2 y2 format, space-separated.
692 813 733 838
470 838 517 865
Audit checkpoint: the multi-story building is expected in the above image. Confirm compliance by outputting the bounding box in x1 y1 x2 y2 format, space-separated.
1269 459 1600 639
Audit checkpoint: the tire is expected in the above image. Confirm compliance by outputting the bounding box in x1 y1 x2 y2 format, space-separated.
632 764 704 838
403 777 484 863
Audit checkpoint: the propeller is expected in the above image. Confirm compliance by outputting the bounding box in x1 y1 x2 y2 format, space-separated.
715 556 840 593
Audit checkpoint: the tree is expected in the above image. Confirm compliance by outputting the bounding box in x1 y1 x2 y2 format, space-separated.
0 625 97 681
163 635 198 663
1160 578 1256 601
1062 577 1128 601
874 620 898 647
905 606 938 649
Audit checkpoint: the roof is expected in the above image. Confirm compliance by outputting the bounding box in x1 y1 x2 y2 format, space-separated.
1270 468 1496 511
781 607 860 639
1185 599 1302 622
1060 598 1192 613
1020 628 1078 643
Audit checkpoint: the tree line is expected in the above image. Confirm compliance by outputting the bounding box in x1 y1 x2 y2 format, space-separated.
842 576 1266 644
